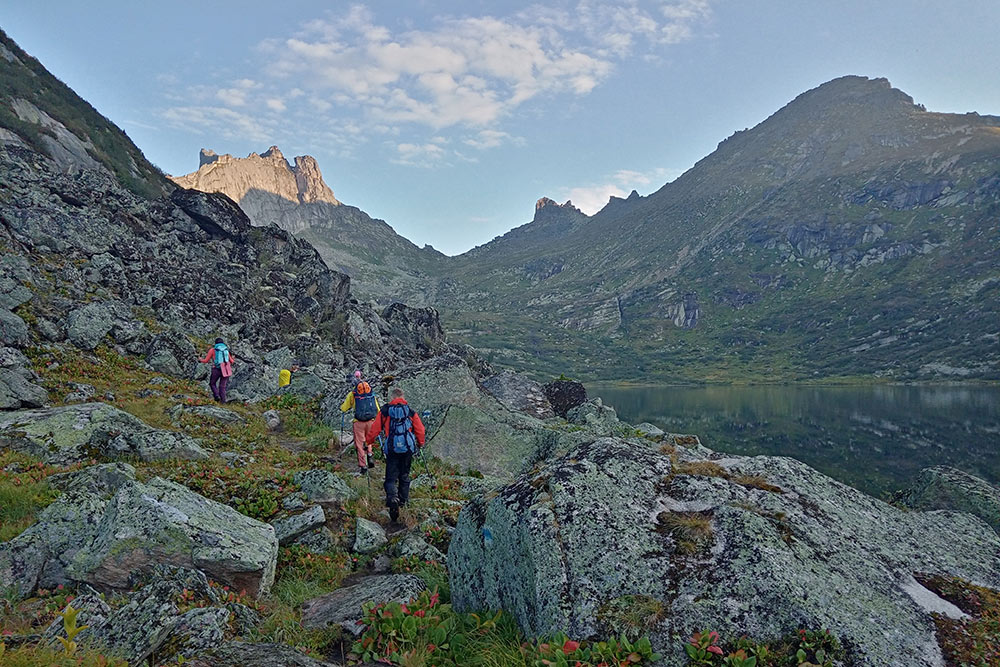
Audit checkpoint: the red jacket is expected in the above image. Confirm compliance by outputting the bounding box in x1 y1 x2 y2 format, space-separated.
366 397 426 448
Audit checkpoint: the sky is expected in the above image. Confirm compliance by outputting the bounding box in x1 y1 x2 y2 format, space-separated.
4 1 1000 255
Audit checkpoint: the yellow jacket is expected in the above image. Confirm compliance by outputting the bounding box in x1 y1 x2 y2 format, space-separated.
341 387 380 421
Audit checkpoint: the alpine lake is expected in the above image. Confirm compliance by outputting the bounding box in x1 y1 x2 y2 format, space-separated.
587 383 1000 498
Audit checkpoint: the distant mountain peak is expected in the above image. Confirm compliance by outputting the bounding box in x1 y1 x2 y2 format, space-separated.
172 146 339 206
532 197 586 226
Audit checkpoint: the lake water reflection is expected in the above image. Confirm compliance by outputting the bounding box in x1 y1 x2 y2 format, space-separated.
588 384 1000 497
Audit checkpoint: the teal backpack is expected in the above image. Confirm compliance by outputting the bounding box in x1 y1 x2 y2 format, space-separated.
213 343 230 366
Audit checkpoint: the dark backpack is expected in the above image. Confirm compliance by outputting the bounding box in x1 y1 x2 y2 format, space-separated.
353 382 377 421
386 403 416 454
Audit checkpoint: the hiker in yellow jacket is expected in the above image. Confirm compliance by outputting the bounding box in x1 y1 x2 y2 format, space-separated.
341 370 380 473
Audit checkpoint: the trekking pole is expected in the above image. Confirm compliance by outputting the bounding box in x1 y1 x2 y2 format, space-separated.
420 410 431 477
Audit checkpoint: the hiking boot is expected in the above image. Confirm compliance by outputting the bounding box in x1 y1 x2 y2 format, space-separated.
358 466 367 475
388 501 400 523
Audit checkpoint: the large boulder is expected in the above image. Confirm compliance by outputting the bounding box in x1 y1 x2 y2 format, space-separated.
301 574 426 636
66 300 145 351
293 469 357 503
900 465 1000 535
481 371 555 419
0 474 278 600
145 330 198 378
0 402 210 464
353 517 387 554
46 567 235 665
170 188 251 241
566 398 631 437
0 307 29 347
269 505 326 546
448 437 1000 666
542 378 587 418
390 353 482 410
0 346 47 409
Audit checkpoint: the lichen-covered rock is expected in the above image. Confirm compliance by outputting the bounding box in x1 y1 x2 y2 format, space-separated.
566 398 630 437
448 437 1000 666
0 402 210 464
0 489 111 598
87 577 182 664
0 308 30 347
48 461 136 498
293 527 338 553
162 606 232 661
634 422 665 438
900 465 1000 535
41 592 110 647
262 409 281 430
397 533 445 562
0 347 48 410
293 469 357 503
301 574 426 636
1 474 278 601
542 379 587 418
270 505 326 546
353 517 387 554
66 300 144 351
482 371 555 419
277 367 328 399
145 331 198 379
68 477 278 597
390 353 481 410
185 641 339 667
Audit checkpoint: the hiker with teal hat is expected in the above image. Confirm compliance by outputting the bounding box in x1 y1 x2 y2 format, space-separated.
198 338 235 403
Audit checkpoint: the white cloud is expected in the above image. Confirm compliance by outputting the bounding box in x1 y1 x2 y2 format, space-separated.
162 106 273 144
391 141 449 167
159 3 714 167
264 7 622 130
463 129 511 149
215 79 261 108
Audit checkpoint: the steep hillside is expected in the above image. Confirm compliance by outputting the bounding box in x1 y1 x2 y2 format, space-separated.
0 28 169 198
0 31 455 410
172 148 447 304
437 76 1000 382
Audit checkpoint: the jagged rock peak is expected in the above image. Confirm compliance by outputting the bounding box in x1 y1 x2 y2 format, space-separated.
535 197 581 211
608 189 640 204
198 148 219 167
172 146 340 207
533 197 585 224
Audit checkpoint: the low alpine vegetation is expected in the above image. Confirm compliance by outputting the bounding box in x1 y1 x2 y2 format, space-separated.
684 628 842 666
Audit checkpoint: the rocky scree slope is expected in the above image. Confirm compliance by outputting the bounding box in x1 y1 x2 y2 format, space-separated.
432 76 1000 382
172 146 447 306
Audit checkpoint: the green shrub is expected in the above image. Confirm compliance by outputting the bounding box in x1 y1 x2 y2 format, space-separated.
352 590 660 666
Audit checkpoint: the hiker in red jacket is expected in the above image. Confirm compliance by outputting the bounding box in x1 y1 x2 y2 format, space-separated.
366 387 425 522
198 338 234 403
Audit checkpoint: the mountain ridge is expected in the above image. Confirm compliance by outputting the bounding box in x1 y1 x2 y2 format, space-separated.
168 74 1000 383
